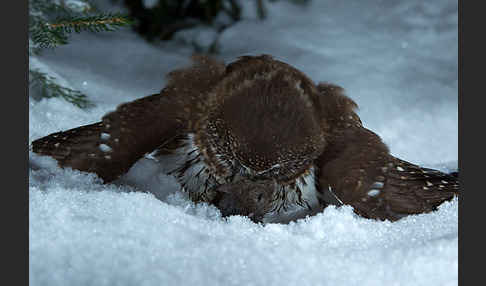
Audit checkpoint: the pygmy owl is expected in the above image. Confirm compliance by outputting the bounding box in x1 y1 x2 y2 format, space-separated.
31 55 459 222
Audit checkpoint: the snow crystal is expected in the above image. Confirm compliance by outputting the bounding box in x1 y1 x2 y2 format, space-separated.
29 0 457 285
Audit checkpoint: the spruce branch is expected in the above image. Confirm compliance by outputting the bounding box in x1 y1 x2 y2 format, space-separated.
30 13 132 50
47 13 133 33
30 21 69 50
28 0 133 109
29 69 94 109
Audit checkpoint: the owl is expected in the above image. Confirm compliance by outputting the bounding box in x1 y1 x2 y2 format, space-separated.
31 55 459 222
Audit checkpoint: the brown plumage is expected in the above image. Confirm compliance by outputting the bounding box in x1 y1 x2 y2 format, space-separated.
31 54 458 222
210 179 277 223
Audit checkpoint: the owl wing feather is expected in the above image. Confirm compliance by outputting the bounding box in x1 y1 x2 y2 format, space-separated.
31 92 187 182
316 126 459 221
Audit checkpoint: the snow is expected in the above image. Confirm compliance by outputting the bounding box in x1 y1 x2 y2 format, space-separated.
29 0 458 285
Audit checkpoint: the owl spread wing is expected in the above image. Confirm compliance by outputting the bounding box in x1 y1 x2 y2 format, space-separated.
31 55 226 183
316 126 459 221
31 92 187 183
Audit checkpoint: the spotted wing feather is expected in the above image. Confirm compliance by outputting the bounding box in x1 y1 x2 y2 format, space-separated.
316 126 459 221
32 92 186 183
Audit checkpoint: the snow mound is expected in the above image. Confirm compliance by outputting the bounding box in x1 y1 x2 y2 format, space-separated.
29 0 457 285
